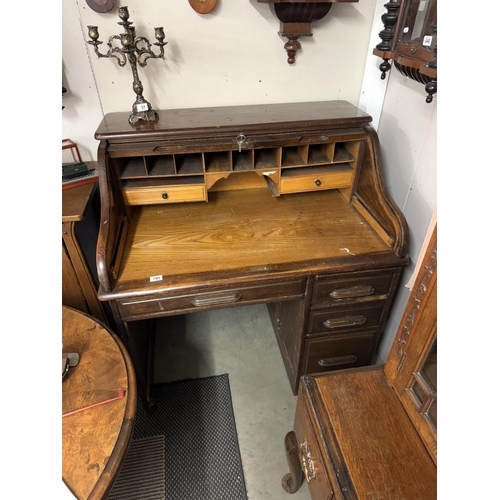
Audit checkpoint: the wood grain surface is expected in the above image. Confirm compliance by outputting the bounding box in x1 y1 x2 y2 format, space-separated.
62 306 136 500
115 188 389 289
313 368 436 499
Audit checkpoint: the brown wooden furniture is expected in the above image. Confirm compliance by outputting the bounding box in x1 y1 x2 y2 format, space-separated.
62 306 137 500
282 224 437 499
93 100 409 407
62 181 111 326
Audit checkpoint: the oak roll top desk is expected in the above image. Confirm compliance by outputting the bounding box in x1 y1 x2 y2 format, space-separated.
93 101 409 406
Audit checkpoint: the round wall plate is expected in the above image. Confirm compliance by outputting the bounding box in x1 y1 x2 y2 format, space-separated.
86 0 115 14
188 0 218 15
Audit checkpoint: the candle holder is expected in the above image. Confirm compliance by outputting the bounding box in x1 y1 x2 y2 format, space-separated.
87 6 167 124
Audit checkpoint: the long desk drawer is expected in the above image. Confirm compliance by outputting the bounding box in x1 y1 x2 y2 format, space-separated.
117 278 306 320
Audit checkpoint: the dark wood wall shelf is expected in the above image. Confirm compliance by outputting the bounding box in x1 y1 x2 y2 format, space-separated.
257 0 359 64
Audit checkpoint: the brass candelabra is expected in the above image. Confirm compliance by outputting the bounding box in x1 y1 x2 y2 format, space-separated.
87 6 167 124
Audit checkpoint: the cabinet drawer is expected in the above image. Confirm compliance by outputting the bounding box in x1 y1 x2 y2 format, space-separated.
117 278 305 320
304 333 374 374
294 393 334 500
123 184 207 205
280 166 354 194
312 271 396 306
308 301 386 335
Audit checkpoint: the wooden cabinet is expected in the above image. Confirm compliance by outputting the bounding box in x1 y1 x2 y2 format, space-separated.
62 183 111 326
282 224 437 499
92 101 409 404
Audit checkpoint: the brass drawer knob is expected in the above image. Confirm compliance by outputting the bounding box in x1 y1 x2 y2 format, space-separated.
162 192 168 199
315 179 321 186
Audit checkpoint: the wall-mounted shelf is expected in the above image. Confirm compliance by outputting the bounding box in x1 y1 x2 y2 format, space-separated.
257 0 359 64
373 0 437 103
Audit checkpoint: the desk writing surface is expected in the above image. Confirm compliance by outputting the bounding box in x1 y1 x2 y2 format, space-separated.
114 188 390 294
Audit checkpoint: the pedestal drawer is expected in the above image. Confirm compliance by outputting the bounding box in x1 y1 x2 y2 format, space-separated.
304 333 374 374
308 300 386 335
117 278 305 320
312 270 396 306
294 392 334 500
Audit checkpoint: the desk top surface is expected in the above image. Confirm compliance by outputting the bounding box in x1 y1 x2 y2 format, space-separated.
62 307 136 500
112 188 394 296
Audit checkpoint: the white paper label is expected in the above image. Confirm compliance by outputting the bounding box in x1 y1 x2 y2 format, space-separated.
403 27 410 33
136 103 149 112
150 275 163 282
423 35 433 47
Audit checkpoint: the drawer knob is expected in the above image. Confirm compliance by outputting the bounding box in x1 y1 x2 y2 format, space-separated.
318 355 358 367
323 315 367 329
162 192 168 199
314 179 321 186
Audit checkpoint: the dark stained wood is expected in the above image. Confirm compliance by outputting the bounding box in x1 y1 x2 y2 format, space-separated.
95 101 372 142
93 101 409 404
62 306 136 500
62 183 109 324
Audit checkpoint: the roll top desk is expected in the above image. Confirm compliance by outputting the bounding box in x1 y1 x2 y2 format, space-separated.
93 101 409 406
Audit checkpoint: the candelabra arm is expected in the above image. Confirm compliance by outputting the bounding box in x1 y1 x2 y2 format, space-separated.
89 35 127 67
135 37 167 67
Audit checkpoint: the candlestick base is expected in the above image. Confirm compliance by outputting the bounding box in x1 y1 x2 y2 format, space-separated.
129 109 158 124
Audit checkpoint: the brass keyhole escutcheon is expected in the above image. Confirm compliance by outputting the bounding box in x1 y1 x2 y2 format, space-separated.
188 0 218 14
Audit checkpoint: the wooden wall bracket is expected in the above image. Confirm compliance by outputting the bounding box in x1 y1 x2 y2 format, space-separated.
257 0 359 64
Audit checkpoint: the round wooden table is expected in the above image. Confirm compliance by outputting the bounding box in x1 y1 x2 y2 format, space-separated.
62 306 137 500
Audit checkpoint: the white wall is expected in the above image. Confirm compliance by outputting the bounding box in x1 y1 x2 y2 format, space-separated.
63 0 377 159
373 71 437 361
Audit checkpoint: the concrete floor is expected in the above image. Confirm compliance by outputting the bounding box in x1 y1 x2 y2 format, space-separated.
154 304 311 500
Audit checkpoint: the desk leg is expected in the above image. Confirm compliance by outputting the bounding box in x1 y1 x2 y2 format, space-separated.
282 430 304 493
109 303 156 413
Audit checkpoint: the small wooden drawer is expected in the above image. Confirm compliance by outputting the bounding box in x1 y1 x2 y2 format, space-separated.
293 391 335 500
304 333 374 374
279 165 354 194
308 300 386 335
117 278 306 320
312 270 396 306
123 184 207 205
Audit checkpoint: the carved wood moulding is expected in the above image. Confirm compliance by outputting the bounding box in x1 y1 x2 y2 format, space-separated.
257 0 359 64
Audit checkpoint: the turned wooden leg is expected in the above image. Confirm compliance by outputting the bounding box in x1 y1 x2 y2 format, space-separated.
282 430 304 493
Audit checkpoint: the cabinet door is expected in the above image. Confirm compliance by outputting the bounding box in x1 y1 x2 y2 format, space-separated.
62 243 88 313
385 224 437 463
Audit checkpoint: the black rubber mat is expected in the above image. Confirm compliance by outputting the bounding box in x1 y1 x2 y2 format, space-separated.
109 374 248 500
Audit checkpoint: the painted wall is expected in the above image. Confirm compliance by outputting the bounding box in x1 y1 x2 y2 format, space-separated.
62 0 378 160
62 0 437 363
373 72 437 361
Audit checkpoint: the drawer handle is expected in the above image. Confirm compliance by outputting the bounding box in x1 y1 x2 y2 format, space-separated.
153 145 186 152
162 192 168 199
299 135 329 142
299 440 316 483
191 292 242 307
330 285 375 299
314 179 321 186
323 315 367 329
318 355 358 367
